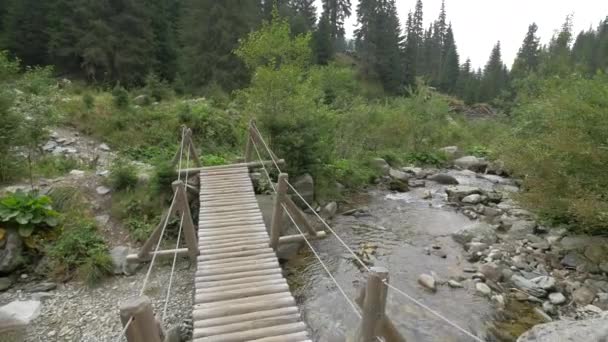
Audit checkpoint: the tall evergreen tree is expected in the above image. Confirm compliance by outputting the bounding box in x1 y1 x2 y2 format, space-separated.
541 15 574 76
403 12 418 87
439 25 459 93
3 0 51 66
313 13 333 65
511 23 541 79
179 0 260 91
322 0 351 49
480 42 508 102
149 0 180 81
291 0 317 31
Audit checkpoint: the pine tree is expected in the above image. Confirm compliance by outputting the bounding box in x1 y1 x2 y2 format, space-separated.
292 0 317 31
511 23 541 79
541 15 574 76
571 29 596 75
149 0 180 81
179 0 260 91
439 25 459 93
313 13 333 65
596 17 608 71
480 42 508 102
412 0 424 75
403 12 417 87
322 0 352 49
3 0 51 66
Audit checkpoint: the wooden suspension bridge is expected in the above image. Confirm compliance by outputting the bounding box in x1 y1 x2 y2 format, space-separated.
116 123 481 342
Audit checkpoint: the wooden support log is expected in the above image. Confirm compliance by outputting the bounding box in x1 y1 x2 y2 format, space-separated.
278 231 327 244
185 128 202 167
127 248 189 263
119 296 163 342
355 267 406 342
180 159 285 177
244 122 254 163
173 180 199 260
282 195 317 237
270 173 288 250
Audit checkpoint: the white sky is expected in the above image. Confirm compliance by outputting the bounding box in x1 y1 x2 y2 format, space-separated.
315 0 608 69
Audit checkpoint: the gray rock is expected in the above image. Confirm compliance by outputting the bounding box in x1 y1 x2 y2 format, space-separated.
69 169 85 177
98 143 111 152
388 179 409 192
402 166 423 177
452 223 497 245
584 244 608 264
0 277 13 291
276 242 302 260
291 174 314 209
479 263 502 282
25 282 56 293
428 173 459 185
96 186 111 195
596 293 608 310
0 229 23 274
371 158 390 175
418 274 436 292
542 301 557 315
462 194 483 204
321 202 338 219
573 286 597 306
438 146 462 159
408 179 426 188
517 314 608 342
133 95 149 105
511 275 547 297
561 252 590 269
549 292 566 305
42 141 57 152
389 168 410 181
454 156 488 172
0 300 41 323
466 242 488 253
95 215 110 226
531 276 556 291
448 280 463 288
110 246 138 276
445 186 482 202
507 220 537 239
476 282 492 296
560 236 608 251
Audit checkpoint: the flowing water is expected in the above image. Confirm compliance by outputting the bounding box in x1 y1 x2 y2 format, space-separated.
271 170 531 341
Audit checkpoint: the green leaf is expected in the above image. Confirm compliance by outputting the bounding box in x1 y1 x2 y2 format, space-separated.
18 225 34 237
45 216 58 227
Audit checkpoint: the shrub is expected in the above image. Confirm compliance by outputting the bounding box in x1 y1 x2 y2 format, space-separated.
144 72 173 102
48 218 112 285
33 155 84 178
109 159 138 191
202 154 227 166
0 191 59 238
404 151 447 167
83 93 95 109
125 218 154 242
152 161 177 195
112 85 129 108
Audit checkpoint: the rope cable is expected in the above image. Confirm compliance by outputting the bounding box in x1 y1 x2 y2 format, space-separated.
250 122 282 173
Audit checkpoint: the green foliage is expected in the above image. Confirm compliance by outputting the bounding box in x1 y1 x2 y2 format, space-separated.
0 191 59 238
48 217 112 285
202 155 227 166
33 155 86 178
404 151 446 167
151 161 177 195
47 186 84 213
143 72 173 102
177 101 243 152
125 218 154 242
82 93 95 109
499 74 608 233
467 145 492 158
322 159 375 189
112 86 130 108
109 159 138 191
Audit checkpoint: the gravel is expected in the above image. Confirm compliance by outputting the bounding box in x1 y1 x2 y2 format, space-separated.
0 260 193 341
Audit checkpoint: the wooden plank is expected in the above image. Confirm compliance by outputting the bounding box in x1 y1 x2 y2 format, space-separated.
195 261 279 277
198 244 270 257
193 307 298 329
200 200 258 208
195 268 281 282
198 233 269 243
249 332 310 342
192 322 306 342
193 293 293 310
196 249 276 262
195 278 286 294
198 237 269 249
193 284 289 304
198 228 267 237
194 274 286 289
193 313 302 339
193 297 296 320
197 254 276 267
198 223 267 231
200 220 265 229
200 204 259 213
199 211 263 219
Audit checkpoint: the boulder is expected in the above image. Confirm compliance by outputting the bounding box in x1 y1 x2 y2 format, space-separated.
561 252 590 269
408 179 426 188
448 280 463 288
110 246 138 276
476 282 492 296
584 244 608 264
507 221 537 239
277 242 303 260
486 159 508 176
452 223 497 245
548 292 566 305
320 202 338 219
0 277 13 291
479 263 503 282
511 275 547 298
531 276 556 291
0 229 24 274
572 286 597 306
291 174 314 209
445 186 482 202
438 146 462 159
389 168 410 181
69 169 85 177
454 156 488 172
388 179 409 192
370 158 390 176
560 236 608 251
517 314 608 342
428 173 459 185
96 186 111 195
462 194 483 204
418 274 436 292
0 300 41 324
98 143 111 152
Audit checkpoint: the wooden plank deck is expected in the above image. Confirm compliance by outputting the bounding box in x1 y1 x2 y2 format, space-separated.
193 165 311 342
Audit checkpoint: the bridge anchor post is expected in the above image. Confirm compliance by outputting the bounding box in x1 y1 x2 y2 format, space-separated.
270 173 288 250
119 296 163 342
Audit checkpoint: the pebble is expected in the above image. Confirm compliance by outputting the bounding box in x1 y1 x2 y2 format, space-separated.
418 274 436 292
476 282 492 296
549 292 567 305
448 280 463 288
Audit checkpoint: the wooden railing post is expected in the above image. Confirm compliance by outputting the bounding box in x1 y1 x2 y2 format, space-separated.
356 267 389 342
173 180 199 260
244 121 254 163
270 173 288 250
119 296 163 342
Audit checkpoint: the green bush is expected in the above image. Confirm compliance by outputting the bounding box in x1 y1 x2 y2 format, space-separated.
0 191 59 238
125 218 154 242
48 218 112 285
83 93 95 109
202 154 227 166
144 72 173 102
152 161 177 195
112 86 129 108
33 155 85 178
404 151 447 167
109 159 138 191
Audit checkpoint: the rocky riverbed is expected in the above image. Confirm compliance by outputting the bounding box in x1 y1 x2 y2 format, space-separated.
282 152 608 341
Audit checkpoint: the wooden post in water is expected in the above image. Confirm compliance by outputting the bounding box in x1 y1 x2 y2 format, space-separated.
270 173 288 250
356 267 390 342
119 296 163 342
